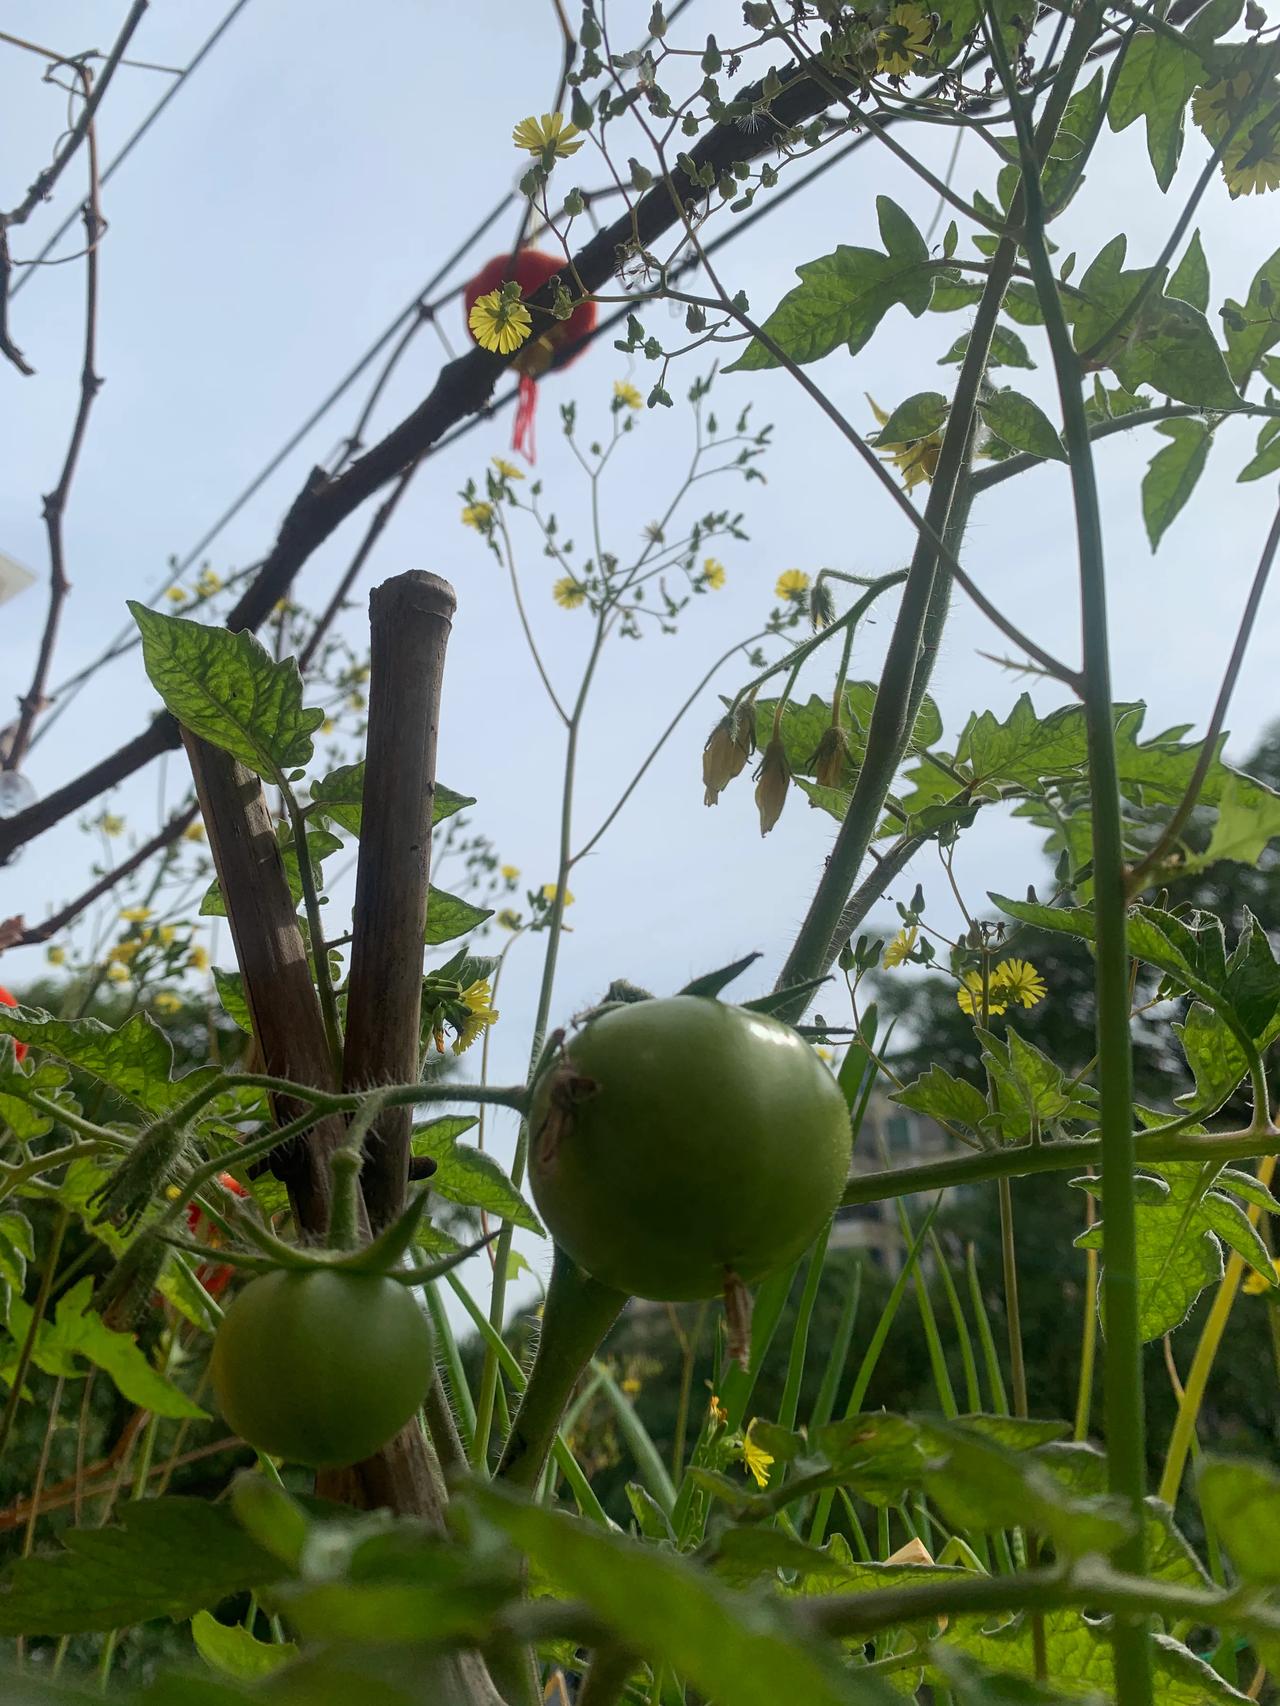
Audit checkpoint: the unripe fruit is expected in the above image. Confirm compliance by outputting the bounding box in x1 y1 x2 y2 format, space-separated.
211 1269 433 1469
530 996 852 1301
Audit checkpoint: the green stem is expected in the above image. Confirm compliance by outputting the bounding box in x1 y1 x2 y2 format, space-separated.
1075 1188 1100 1442
496 1247 627 1491
998 1178 1028 1420
0 1208 70 1463
990 8 1150 1699
966 1243 1010 1416
280 783 342 1075
778 1228 828 1432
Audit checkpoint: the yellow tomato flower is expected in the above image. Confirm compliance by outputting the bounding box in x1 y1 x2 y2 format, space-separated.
553 576 587 609
453 979 498 1055
613 379 644 410
877 3 933 75
165 586 187 605
321 717 336 735
742 1422 774 1489
46 945 66 966
183 821 205 842
461 501 494 530
153 991 182 1015
775 568 810 602
468 287 534 356
100 814 124 836
992 958 1047 1009
957 969 1008 1019
512 112 584 157
106 962 130 984
119 907 152 924
1223 120 1280 197
868 395 942 492
542 883 575 906
492 457 525 482
196 568 223 597
621 1375 643 1396
500 864 520 881
188 944 209 972
109 940 141 964
702 557 727 590
157 925 175 946
883 925 918 969
1243 1257 1280 1296
496 908 522 931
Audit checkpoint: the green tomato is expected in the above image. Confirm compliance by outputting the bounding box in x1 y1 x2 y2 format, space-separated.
210 1269 433 1469
529 995 852 1301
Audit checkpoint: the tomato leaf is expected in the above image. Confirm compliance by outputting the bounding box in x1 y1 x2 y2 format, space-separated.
978 390 1067 461
311 762 473 838
1107 31 1202 191
0 1004 211 1117
1223 243 1280 387
129 605 323 782
1168 230 1211 312
1142 418 1211 551
1197 1456 1280 1585
891 1065 989 1133
424 887 493 945
191 1609 298 1679
412 1116 542 1234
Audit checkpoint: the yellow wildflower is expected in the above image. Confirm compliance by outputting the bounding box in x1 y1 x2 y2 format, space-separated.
183 821 205 842
877 3 933 75
957 969 1008 1019
321 717 336 735
195 568 222 597
468 287 534 356
621 1375 643 1396
1243 1257 1280 1296
553 576 587 610
453 979 498 1055
512 112 584 158
347 691 365 712
500 864 520 881
46 945 66 966
868 395 942 492
106 962 130 983
775 569 810 602
992 958 1046 1009
153 991 182 1016
613 379 644 410
883 926 918 969
165 587 187 605
119 907 152 924
461 501 495 530
496 908 522 931
109 940 141 964
157 925 175 946
742 1422 774 1489
100 814 124 836
1223 119 1280 197
542 883 575 906
492 456 525 481
702 557 727 590
188 944 209 972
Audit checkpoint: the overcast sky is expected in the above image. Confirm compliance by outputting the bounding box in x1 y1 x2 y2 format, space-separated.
3 0 1278 1301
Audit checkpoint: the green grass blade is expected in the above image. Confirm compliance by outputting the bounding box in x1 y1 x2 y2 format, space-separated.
929 1232 981 1415
591 1359 678 1515
965 1240 1010 1416
425 1278 475 1446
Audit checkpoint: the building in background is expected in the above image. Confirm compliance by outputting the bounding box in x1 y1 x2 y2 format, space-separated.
831 1092 951 1274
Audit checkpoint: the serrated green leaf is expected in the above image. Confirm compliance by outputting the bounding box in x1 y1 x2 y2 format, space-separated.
5 1277 207 1417
891 1065 989 1132
0 1211 33 1294
1237 416 1280 482
874 391 949 444
191 1609 297 1679
1034 1441 1211 1589
1197 1455 1280 1584
0 1045 75 1140
1223 243 1280 387
756 683 941 795
130 606 323 783
1142 419 1210 550
726 197 932 372
310 762 474 838
0 1005 209 1117
424 887 493 945
957 694 1090 788
1108 32 1202 191
1041 70 1105 208
978 1028 1097 1141
1181 773 1280 875
1168 230 1210 312
941 325 1035 369
1173 1002 1248 1114
411 1116 541 1234
211 967 252 1034
0 1498 281 1635
468 1482 899 1706
979 391 1067 461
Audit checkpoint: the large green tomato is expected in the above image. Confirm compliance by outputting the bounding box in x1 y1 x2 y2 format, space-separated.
210 1269 433 1469
529 995 852 1301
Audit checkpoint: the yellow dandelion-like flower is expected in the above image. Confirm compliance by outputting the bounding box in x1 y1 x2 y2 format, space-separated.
183 821 205 842
46 945 66 966
815 1045 835 1065
876 2 933 76
1243 1256 1280 1296
500 864 520 881
992 958 1047 1009
188 944 209 972
775 568 810 602
709 1393 728 1427
157 925 175 946
321 716 336 735
492 456 525 481
883 925 918 969
453 978 498 1054
119 907 152 924
621 1375 643 1396
1223 119 1280 197
106 962 130 984
153 991 182 1016
702 557 727 590
165 587 187 605
957 969 1008 1018
542 883 575 906
347 691 365 712
468 287 534 356
553 576 587 609
512 112 584 158
613 379 644 410
196 568 223 597
496 908 522 931
742 1422 774 1489
109 940 141 965
461 501 495 530
100 814 124 836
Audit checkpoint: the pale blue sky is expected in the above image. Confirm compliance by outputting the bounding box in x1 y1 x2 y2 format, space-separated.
3 1 1278 1297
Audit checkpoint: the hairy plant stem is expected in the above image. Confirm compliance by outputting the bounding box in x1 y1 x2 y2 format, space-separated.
991 7 1150 1699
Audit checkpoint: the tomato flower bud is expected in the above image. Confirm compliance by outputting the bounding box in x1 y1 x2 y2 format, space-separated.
702 705 755 805
754 737 791 835
810 722 851 790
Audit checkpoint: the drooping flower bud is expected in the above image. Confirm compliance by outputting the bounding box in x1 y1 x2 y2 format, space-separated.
809 579 836 630
810 722 852 789
702 704 756 805
754 737 791 835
